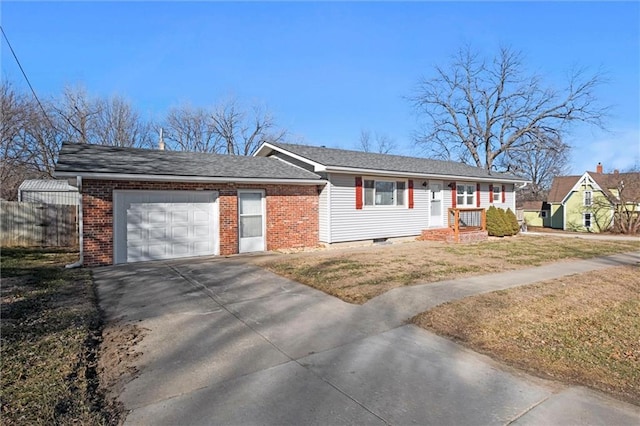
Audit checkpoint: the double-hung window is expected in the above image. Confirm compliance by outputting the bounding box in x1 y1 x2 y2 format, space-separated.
493 185 501 203
583 213 592 228
456 184 475 207
584 191 593 207
364 179 406 207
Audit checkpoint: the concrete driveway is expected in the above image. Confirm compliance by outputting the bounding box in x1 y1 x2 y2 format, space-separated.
94 254 640 425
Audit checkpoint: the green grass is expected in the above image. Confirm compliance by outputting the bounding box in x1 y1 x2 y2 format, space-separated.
1 247 112 425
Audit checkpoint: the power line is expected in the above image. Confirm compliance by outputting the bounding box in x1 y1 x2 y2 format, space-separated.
1 25 56 129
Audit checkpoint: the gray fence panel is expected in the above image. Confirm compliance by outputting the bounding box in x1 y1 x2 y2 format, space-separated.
0 201 78 247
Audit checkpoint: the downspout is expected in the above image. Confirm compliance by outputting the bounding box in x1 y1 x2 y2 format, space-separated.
66 176 83 268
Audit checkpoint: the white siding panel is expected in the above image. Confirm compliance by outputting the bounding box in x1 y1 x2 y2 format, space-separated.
479 183 491 207
328 173 429 242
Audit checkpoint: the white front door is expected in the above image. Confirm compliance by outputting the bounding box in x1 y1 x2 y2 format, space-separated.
429 182 443 227
238 190 265 253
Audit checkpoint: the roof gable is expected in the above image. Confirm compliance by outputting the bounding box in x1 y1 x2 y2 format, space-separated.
547 171 640 204
54 143 322 182
256 142 526 182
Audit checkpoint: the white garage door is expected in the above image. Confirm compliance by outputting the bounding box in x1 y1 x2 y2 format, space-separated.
113 191 218 264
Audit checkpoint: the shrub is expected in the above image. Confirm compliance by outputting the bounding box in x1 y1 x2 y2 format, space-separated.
487 206 507 237
505 208 520 235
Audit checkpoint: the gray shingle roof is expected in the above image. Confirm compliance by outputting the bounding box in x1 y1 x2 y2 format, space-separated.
267 142 525 182
55 143 322 181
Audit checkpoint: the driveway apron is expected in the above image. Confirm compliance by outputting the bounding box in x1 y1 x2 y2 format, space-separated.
94 254 640 425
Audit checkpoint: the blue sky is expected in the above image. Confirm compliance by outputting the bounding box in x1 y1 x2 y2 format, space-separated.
2 1 639 174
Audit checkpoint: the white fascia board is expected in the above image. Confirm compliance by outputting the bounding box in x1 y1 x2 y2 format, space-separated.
323 166 529 184
54 171 326 186
254 142 327 172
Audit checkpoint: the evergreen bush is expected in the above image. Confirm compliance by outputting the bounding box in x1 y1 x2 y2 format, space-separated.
486 206 506 237
505 208 520 235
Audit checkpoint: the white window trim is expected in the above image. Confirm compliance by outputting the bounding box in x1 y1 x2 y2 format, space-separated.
584 190 593 207
583 212 592 228
456 182 476 207
363 177 408 208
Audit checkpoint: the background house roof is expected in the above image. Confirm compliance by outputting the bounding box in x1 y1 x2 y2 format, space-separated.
55 143 322 181
548 171 640 204
519 201 549 211
591 172 640 202
547 175 581 203
265 142 526 182
18 179 78 192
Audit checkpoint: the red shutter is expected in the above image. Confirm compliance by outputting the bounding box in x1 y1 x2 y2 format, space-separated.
451 182 457 208
355 177 363 210
408 180 414 209
489 184 494 203
502 185 506 203
476 183 481 207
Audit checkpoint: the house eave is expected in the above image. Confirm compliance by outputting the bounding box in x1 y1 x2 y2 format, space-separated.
54 171 326 186
254 142 327 172
323 166 528 183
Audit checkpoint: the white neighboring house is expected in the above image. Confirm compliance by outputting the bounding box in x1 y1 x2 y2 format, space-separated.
18 179 80 205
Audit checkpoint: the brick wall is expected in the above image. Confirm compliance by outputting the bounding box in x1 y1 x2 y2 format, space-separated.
82 180 320 267
420 228 455 243
419 228 488 243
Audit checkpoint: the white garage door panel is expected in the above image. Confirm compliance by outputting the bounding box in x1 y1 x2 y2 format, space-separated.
114 191 219 264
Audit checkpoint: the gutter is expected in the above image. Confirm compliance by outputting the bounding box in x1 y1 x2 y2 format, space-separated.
54 171 326 186
322 166 529 184
65 176 83 268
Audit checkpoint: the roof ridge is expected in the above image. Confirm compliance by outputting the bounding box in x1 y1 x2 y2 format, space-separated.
268 141 525 180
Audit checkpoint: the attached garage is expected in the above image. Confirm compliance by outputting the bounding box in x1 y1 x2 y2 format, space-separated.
113 190 219 264
54 143 323 267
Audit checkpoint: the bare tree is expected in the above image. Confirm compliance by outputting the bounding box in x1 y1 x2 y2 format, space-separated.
93 96 154 148
162 105 221 152
51 85 101 145
608 169 640 234
50 86 152 148
0 82 59 199
505 132 571 201
209 98 286 155
410 45 607 174
1 83 156 199
359 130 397 154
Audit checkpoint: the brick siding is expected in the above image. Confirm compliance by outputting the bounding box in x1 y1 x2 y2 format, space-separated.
82 180 320 267
419 228 488 243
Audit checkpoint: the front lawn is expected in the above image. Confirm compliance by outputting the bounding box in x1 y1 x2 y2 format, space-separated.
255 236 639 304
0 248 114 425
412 265 640 405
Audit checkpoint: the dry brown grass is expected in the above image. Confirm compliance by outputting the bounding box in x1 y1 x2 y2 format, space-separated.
0 248 117 425
412 266 640 405
255 236 639 304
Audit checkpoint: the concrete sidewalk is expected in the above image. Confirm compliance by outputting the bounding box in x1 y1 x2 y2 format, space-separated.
522 231 640 242
94 252 640 425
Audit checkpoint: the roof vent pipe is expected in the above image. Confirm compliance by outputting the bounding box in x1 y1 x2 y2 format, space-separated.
159 128 165 151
